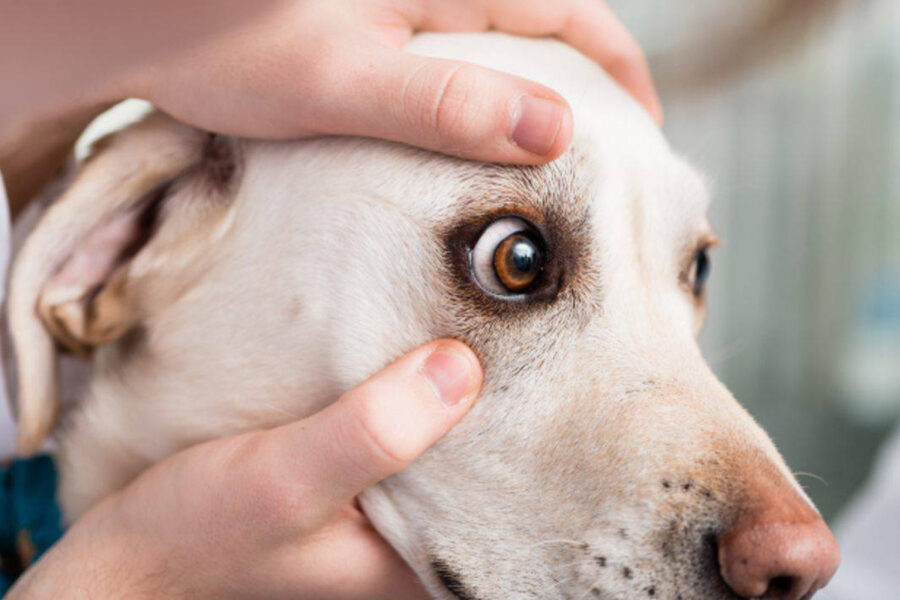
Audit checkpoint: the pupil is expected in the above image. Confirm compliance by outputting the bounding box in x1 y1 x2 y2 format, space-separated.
694 249 709 292
511 240 536 273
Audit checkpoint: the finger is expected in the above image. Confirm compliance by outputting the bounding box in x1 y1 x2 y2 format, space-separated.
556 0 663 124
317 45 573 163
270 340 482 516
467 0 662 124
286 511 433 600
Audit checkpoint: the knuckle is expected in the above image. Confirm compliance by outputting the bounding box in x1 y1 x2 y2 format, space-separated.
606 41 646 74
404 62 484 149
432 63 481 142
529 4 571 31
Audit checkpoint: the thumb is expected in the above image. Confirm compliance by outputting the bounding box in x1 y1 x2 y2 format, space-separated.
269 339 482 518
330 47 573 164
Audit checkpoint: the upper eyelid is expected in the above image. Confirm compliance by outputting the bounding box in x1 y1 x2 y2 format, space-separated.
697 233 722 251
682 236 717 264
684 234 721 267
678 235 718 291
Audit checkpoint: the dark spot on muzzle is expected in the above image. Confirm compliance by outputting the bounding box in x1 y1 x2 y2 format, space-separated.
432 559 478 600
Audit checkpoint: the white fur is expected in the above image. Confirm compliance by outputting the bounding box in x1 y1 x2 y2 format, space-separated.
9 34 819 599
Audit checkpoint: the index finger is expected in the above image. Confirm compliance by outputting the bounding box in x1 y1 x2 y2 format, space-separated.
558 0 663 124
479 0 663 124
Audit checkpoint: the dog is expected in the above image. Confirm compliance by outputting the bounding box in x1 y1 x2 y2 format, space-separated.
7 33 839 599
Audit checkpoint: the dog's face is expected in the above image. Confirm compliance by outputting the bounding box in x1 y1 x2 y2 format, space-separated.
8 34 838 599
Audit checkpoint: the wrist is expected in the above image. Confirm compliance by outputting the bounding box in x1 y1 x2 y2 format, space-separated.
7 496 186 600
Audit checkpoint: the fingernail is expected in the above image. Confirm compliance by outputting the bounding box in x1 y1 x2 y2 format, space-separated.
511 95 567 156
421 346 477 407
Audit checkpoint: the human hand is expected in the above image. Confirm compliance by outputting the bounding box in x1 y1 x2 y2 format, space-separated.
131 0 661 164
8 340 482 600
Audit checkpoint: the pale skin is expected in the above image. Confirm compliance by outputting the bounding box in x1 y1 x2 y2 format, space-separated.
2 1 658 596
0 0 661 214
9 341 483 599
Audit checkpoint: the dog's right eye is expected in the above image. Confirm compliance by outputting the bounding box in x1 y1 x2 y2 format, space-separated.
689 247 711 297
469 217 545 297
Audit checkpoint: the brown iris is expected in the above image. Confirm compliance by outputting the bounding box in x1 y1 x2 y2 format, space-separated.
492 233 542 293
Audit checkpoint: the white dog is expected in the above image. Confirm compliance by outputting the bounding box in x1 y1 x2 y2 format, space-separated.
7 34 839 599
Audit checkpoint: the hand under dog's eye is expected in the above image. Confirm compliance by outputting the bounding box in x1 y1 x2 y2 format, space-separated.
470 217 545 297
688 246 711 297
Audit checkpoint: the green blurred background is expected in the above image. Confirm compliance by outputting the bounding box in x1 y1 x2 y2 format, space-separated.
608 0 900 521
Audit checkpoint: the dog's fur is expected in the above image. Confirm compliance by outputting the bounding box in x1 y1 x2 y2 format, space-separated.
8 34 825 599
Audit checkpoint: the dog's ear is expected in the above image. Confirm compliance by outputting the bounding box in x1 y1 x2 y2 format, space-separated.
7 111 240 455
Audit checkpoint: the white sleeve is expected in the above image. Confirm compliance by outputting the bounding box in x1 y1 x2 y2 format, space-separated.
0 170 16 457
825 425 900 600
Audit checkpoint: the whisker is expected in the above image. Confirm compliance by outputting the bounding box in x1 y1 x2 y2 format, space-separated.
793 471 829 487
551 557 602 572
545 559 606 594
529 539 590 550
577 576 603 600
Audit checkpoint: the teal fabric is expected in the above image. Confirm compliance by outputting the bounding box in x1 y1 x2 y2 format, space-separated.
0 455 65 596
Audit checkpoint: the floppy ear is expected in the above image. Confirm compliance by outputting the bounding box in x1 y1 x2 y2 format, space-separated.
7 111 239 455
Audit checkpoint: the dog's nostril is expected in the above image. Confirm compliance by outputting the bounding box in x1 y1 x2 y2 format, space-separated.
767 575 797 596
702 532 718 559
716 508 839 600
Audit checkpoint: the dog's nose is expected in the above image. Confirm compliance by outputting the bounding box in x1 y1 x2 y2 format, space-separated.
716 475 840 599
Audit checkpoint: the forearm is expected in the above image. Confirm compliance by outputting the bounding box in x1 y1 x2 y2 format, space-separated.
0 102 111 216
6 499 179 600
0 0 284 127
8 544 138 600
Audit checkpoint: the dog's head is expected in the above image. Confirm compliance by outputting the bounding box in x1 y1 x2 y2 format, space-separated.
7 34 838 599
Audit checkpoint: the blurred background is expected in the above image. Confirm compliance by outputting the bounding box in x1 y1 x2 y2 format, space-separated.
607 0 900 524
1 1 896 594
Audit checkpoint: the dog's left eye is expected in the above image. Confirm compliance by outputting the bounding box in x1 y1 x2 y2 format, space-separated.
687 247 711 297
470 217 545 297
